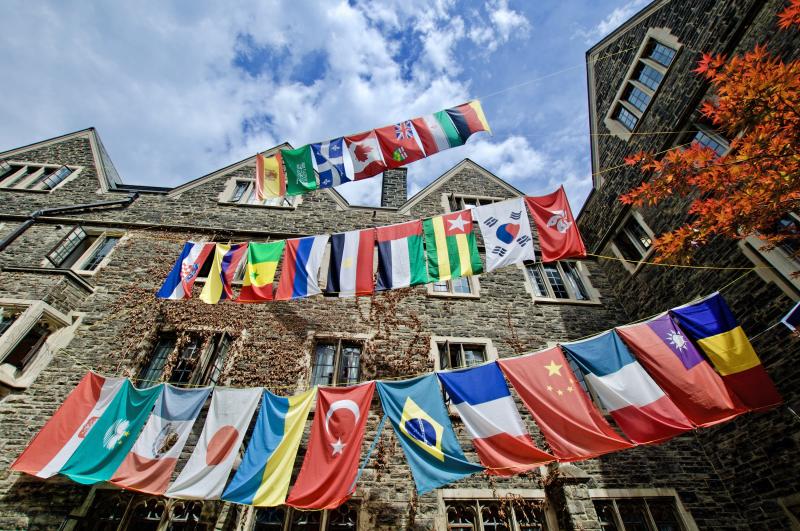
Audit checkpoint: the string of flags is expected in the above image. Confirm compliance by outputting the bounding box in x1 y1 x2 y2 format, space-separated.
253 100 491 200
12 292 782 504
156 187 587 303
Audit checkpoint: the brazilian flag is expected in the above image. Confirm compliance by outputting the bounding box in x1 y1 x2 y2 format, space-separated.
377 375 483 493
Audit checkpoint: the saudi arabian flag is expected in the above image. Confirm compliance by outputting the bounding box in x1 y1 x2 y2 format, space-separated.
59 381 162 485
237 241 286 302
281 145 318 196
422 210 483 282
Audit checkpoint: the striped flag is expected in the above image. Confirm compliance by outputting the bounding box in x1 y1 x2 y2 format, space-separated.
237 241 285 302
325 229 375 298
199 243 248 305
411 111 463 156
256 153 287 200
376 220 428 290
157 241 214 300
275 236 329 300
422 210 483 282
445 100 491 142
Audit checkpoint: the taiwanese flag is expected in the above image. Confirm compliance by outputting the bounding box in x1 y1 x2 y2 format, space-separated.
497 347 633 461
375 120 426 169
670 292 782 411
325 229 375 298
287 382 376 509
616 314 744 427
525 186 587 262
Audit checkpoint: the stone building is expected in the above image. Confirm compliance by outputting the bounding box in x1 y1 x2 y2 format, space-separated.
0 1 797 530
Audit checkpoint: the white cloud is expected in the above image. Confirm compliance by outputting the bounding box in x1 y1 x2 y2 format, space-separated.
573 0 648 44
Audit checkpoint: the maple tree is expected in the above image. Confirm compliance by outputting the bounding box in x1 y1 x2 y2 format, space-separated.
620 0 800 263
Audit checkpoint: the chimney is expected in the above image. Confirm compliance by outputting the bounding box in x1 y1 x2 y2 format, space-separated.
380 168 407 208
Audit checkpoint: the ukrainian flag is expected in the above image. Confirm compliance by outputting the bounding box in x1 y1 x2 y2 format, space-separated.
670 293 782 410
222 387 316 506
377 375 483 494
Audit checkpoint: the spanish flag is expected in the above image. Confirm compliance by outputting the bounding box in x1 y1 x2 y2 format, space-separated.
255 153 286 200
670 293 782 411
422 210 483 282
445 100 491 143
237 241 285 302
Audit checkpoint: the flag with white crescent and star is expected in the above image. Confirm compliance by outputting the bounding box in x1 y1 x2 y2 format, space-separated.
286 382 376 509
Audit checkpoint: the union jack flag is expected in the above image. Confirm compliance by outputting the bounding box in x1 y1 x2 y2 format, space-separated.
395 120 415 140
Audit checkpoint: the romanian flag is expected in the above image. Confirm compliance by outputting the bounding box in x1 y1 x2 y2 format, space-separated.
670 293 782 411
423 210 483 282
199 243 248 305
237 241 285 302
445 100 491 143
255 153 286 200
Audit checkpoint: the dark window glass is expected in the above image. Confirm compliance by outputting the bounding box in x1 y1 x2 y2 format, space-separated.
562 262 589 300
338 343 361 385
775 216 800 261
167 500 209 530
2 322 49 370
40 166 72 190
254 507 286 531
171 335 203 385
289 509 322 531
593 501 620 531
47 226 89 267
74 490 135 531
0 308 21 336
526 264 549 297
81 236 120 271
311 342 336 386
203 334 232 385
626 85 651 112
616 500 650 531
479 501 511 531
647 499 683 531
311 340 362 387
648 42 677 67
138 333 177 384
614 217 652 261
626 219 653 252
616 106 638 131
0 161 13 181
445 501 478 530
438 343 486 370
542 264 569 299
515 503 547 531
231 181 249 203
692 130 727 156
127 496 166 531
636 64 664 91
328 501 359 530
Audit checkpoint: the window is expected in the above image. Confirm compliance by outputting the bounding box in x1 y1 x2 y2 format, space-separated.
138 332 232 386
615 106 638 131
647 41 676 67
625 85 651 113
449 195 502 211
253 500 360 530
690 127 728 157
0 161 75 191
592 498 687 531
223 179 295 207
437 342 487 371
432 277 473 295
445 499 549 531
137 333 176 385
46 226 123 273
310 340 362 387
524 260 593 302
612 215 653 263
739 213 800 298
635 63 663 91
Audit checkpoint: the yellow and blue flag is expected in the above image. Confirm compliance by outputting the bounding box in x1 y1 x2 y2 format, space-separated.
199 243 248 304
221 387 316 506
376 374 483 493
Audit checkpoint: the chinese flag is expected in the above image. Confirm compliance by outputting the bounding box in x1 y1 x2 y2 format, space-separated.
497 347 632 461
525 186 587 262
286 382 376 509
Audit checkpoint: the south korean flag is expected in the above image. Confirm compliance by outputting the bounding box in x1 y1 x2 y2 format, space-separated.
474 197 535 273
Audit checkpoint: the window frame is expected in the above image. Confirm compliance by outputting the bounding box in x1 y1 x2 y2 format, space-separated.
739 213 800 299
137 331 234 387
688 123 730 157
431 336 498 372
426 275 481 299
588 488 698 531
219 177 299 209
437 489 557 531
520 260 600 305
46 227 125 275
251 499 362 530
609 212 656 274
309 338 364 388
0 160 80 192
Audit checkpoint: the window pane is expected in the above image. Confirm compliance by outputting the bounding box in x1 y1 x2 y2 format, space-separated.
637 63 664 91
311 343 336 386
205 334 232 385
75 490 134 531
543 264 569 299
139 334 176 384
0 161 13 181
646 499 683 531
171 335 202 385
328 501 360 530
81 236 120 271
254 508 286 531
625 219 653 253
478 501 511 531
626 85 651 112
562 262 589 300
432 281 449 292
167 500 209 530
127 496 166 531
462 346 486 367
445 501 478 530
593 501 620 531
617 500 651 531
289 509 322 531
451 277 471 294
692 130 727 157
616 105 638 131
438 343 452 370
39 166 72 190
2 322 49 370
0 308 21 336
48 226 89 267
775 216 800 261
514 503 548 531
338 343 362 385
231 181 249 203
526 264 549 297
648 42 676 67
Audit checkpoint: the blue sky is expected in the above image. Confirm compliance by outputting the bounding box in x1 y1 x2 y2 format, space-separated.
0 0 649 208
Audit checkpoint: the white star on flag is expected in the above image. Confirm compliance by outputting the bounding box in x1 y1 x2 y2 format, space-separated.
447 214 469 232
331 438 346 456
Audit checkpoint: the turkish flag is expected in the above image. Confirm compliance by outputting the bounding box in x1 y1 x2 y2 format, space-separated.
525 186 587 262
286 382 376 509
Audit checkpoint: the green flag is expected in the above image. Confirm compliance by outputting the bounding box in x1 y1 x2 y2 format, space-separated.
59 381 162 485
281 145 317 196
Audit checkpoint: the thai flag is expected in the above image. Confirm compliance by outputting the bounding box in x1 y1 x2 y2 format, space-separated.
325 229 375 297
275 236 330 300
157 241 213 300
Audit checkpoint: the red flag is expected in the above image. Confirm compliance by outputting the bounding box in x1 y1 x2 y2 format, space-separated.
374 120 426 169
344 132 387 180
525 186 587 262
286 382 376 509
497 347 632 461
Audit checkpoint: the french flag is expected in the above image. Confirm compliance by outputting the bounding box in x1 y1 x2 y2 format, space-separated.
437 362 554 475
325 229 375 297
275 235 330 300
157 241 214 300
562 331 693 445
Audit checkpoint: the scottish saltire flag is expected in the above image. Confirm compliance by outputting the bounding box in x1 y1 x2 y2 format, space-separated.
59 381 163 485
275 236 329 300
12 372 124 478
157 241 214 299
671 292 782 410
376 220 428 290
110 385 211 495
312 138 351 188
437 363 554 475
325 229 375 297
562 332 693 445
423 210 483 282
617 314 744 427
223 388 316 506
377 375 483 494
475 198 535 273
199 243 248 304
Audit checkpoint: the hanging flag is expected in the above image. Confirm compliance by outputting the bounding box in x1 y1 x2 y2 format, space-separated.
325 229 376 298
376 220 429 290
437 363 554 476
616 314 744 427
375 120 426 169
59 381 163 485
525 186 587 262
311 138 352 189
110 385 211 495
497 347 633 461
199 243 248 305
237 241 286 303
275 235 329 300
474 197 535 273
445 100 491 143
410 111 463 156
670 293 782 411
223 387 316 507
287 382 376 509
157 241 214 300
256 153 287 200
344 131 387 180
166 388 261 500
281 145 318 196
376 375 483 494
12 372 124 478
422 210 483 282
562 331 693 444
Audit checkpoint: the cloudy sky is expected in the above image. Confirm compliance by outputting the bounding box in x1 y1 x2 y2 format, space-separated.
0 0 648 208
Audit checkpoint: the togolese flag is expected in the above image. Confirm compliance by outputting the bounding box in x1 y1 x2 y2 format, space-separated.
237 241 285 302
423 210 483 282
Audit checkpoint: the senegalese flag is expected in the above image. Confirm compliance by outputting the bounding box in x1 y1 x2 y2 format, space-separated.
281 145 318 196
423 210 483 282
445 100 491 143
237 241 286 302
